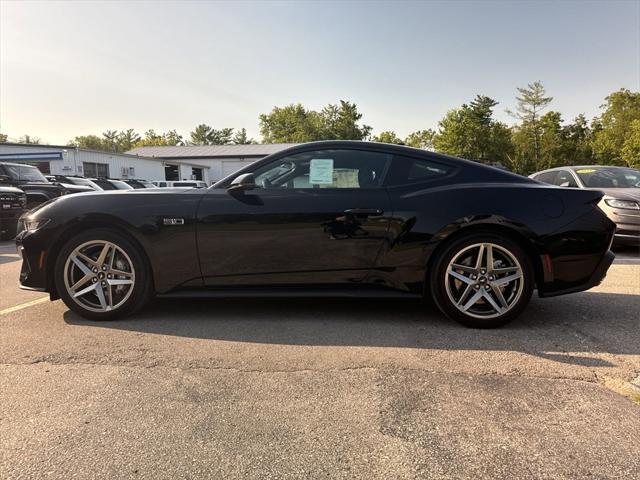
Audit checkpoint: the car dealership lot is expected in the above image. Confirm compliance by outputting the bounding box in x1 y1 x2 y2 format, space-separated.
1 241 639 479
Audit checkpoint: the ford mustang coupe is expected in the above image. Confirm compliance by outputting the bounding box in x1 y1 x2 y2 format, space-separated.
16 141 615 328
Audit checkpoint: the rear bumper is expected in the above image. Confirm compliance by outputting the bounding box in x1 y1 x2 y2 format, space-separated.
539 250 615 297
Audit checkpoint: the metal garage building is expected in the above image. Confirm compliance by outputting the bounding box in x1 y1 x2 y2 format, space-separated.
0 143 211 183
127 143 297 184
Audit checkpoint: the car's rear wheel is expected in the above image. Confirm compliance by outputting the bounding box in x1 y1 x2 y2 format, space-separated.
430 233 534 328
54 229 153 320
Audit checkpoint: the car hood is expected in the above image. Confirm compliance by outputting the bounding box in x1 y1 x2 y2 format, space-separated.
0 186 25 194
593 188 640 202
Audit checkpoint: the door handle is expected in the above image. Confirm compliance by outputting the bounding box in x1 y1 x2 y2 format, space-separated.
344 208 384 216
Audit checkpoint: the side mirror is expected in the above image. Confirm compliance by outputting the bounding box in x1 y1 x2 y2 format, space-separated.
0 174 10 183
227 173 256 193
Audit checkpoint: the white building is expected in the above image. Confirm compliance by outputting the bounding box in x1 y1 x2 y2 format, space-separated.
0 143 212 183
127 143 297 183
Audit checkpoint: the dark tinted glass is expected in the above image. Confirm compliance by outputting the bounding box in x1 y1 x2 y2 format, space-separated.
385 155 453 186
554 170 578 187
534 171 557 185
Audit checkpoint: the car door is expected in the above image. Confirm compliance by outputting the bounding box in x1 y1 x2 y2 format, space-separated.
196 147 393 286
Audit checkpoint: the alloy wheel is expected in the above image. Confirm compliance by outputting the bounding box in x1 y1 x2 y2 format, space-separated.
444 242 524 319
63 240 135 313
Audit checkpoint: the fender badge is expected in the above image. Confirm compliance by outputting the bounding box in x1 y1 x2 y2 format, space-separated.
163 218 185 225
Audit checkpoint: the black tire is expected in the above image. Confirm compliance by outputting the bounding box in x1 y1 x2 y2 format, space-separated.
430 232 534 328
54 228 153 320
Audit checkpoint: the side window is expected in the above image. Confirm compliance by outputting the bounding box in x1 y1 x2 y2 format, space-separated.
384 155 453 186
252 149 391 189
534 171 558 185
554 170 578 187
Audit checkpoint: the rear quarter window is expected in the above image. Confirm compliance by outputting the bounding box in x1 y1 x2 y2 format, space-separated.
384 154 453 186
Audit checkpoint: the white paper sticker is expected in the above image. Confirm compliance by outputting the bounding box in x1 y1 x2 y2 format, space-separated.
309 159 334 184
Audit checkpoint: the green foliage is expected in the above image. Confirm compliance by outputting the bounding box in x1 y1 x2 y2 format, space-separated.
320 101 372 140
592 89 640 166
507 81 553 167
134 129 184 147
232 128 255 145
189 124 235 145
404 129 436 150
69 134 104 150
0 133 7 143
116 129 141 152
621 119 640 169
372 131 405 145
259 101 370 143
433 95 512 165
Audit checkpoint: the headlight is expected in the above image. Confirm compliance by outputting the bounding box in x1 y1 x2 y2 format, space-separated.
604 198 640 210
22 219 51 232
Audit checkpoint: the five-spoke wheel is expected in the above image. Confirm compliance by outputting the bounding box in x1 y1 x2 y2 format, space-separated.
64 240 135 312
55 229 152 320
431 233 534 328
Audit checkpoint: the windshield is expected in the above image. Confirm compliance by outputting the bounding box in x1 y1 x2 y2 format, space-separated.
575 167 640 188
110 180 134 190
69 177 98 188
174 182 197 187
3 164 48 182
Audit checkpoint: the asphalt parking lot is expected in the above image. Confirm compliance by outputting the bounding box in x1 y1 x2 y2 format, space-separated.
1 240 639 479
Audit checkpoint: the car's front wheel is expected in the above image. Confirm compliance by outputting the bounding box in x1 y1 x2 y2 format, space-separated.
430 233 534 328
54 229 153 320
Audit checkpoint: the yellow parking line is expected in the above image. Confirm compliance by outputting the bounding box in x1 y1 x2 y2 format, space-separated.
0 297 49 316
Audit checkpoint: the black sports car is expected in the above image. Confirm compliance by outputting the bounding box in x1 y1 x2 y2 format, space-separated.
16 141 615 327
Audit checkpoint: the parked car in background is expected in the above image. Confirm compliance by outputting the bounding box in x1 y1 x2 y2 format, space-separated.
152 180 208 188
88 178 134 191
46 175 103 191
0 186 27 240
123 179 156 189
17 141 615 328
530 165 640 246
0 162 93 208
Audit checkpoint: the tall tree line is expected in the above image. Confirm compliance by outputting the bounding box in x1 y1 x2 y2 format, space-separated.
2 85 638 173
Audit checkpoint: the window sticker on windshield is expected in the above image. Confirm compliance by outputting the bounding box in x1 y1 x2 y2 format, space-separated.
576 169 596 173
309 159 334 184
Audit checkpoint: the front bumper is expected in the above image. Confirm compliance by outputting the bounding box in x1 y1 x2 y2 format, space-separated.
16 228 51 293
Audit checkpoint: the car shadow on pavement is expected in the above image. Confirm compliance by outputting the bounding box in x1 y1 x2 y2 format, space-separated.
63 291 639 365
0 253 19 265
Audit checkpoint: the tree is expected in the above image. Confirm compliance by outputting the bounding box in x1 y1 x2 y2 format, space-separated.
102 130 119 152
0 133 8 143
372 131 405 144
561 114 593 165
320 100 372 140
507 81 553 168
163 129 184 146
189 124 235 145
621 119 640 169
592 88 640 166
405 129 436 150
232 128 255 144
69 135 104 150
259 100 371 143
134 129 165 147
259 104 324 143
433 95 512 164
18 134 41 144
190 124 213 145
116 129 141 152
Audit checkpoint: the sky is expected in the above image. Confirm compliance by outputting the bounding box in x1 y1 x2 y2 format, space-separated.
1 0 638 145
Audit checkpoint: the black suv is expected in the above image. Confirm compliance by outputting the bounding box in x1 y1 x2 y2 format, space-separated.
0 186 27 240
0 162 92 208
